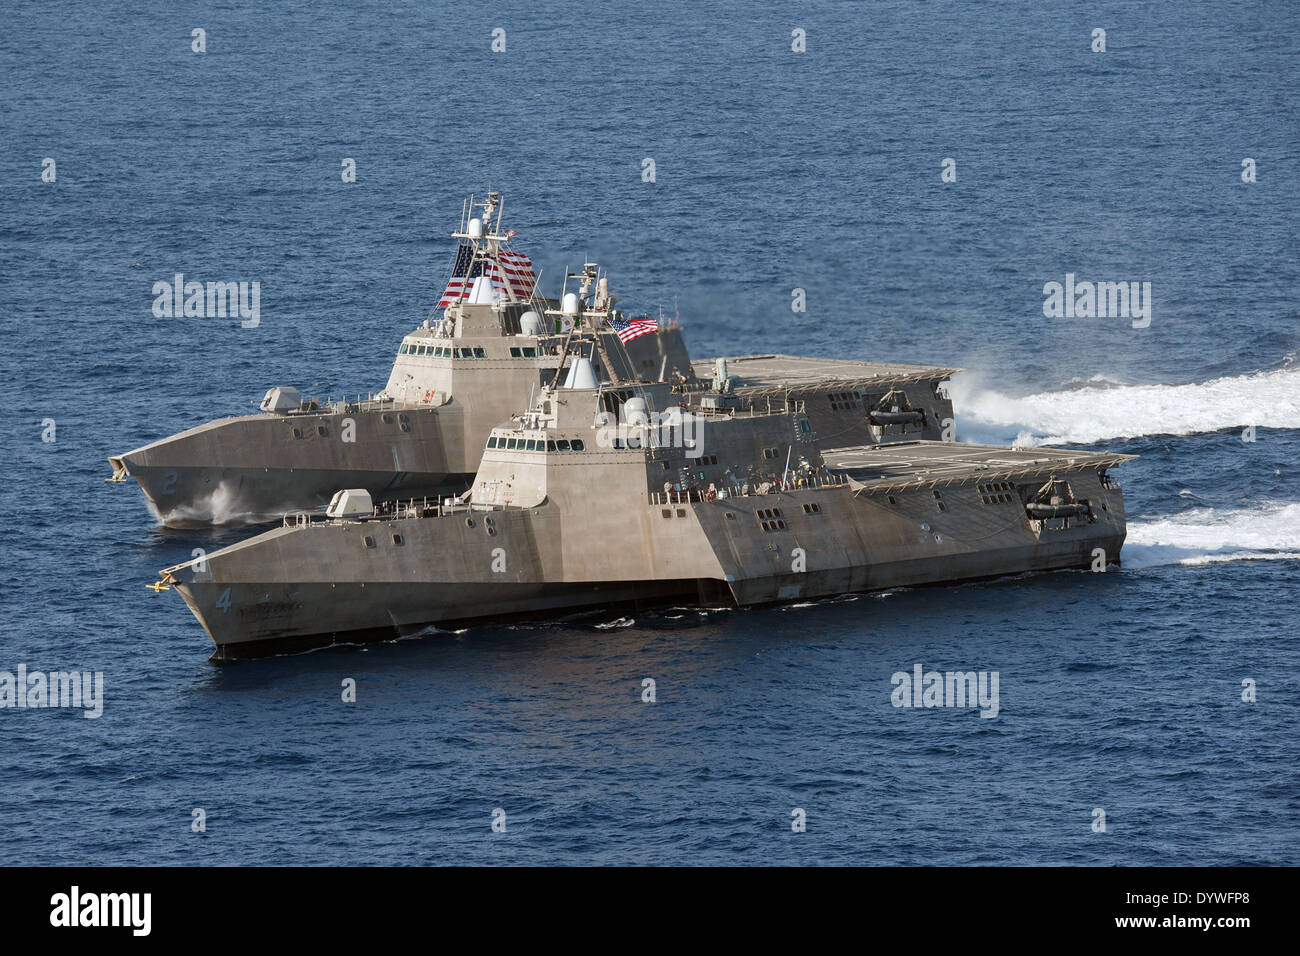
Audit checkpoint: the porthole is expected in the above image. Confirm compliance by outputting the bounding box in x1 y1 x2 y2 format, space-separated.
465 518 475 528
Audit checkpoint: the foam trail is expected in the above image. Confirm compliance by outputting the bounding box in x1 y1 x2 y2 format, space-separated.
1124 502 1300 570
950 365 1300 446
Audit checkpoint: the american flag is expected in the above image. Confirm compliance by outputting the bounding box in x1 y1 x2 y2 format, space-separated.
437 245 537 307
610 316 659 344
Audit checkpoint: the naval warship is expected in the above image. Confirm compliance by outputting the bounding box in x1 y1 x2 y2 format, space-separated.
151 311 1134 660
110 193 959 525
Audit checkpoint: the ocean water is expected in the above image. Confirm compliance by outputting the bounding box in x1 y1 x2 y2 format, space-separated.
1 1 1298 865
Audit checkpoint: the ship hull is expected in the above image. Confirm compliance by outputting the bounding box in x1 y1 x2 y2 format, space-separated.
118 461 466 527
111 402 464 525
164 449 1130 659
181 535 1119 661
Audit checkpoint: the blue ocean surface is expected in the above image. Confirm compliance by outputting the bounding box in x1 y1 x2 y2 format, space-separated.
1 1 1297 864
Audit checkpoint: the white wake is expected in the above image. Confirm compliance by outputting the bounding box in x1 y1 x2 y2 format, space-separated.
950 365 1300 446
1124 502 1300 570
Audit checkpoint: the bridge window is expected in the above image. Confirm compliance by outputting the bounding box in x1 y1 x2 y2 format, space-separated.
557 440 571 451
571 439 585 451
399 343 409 354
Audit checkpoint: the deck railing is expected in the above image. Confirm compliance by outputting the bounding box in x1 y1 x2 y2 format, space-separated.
647 473 848 506
282 496 506 527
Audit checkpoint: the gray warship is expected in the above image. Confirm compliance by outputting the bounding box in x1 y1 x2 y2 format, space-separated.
152 300 1135 660
110 193 959 525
